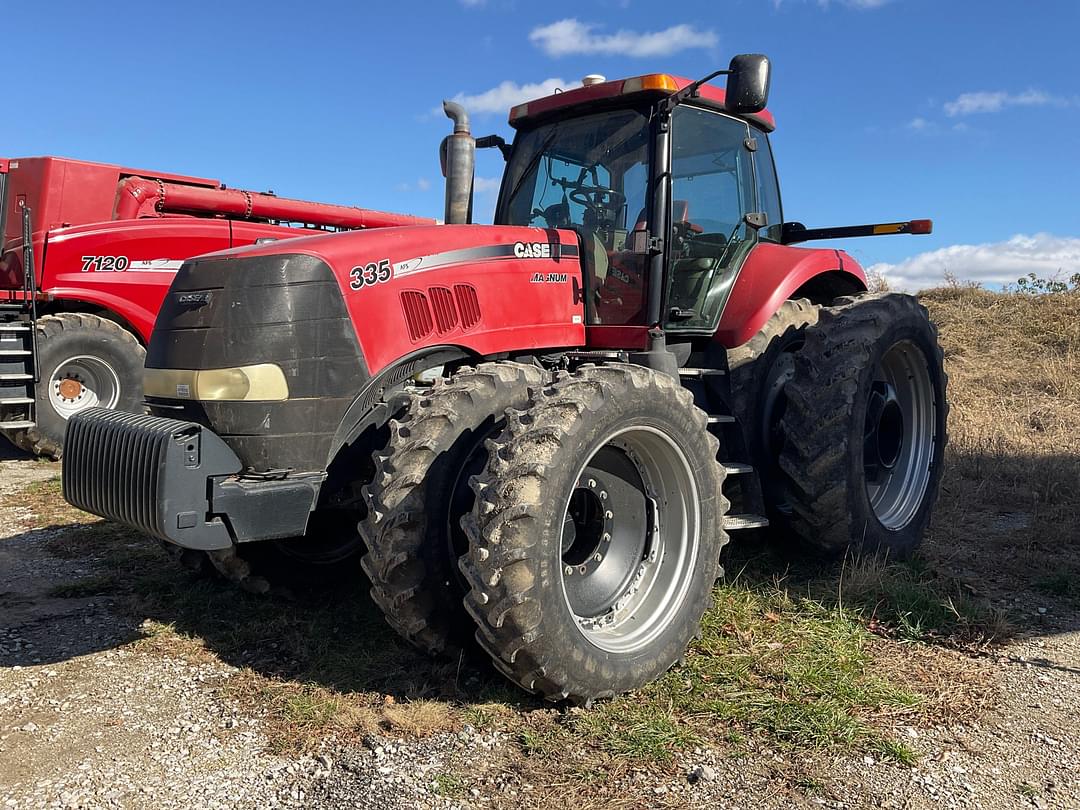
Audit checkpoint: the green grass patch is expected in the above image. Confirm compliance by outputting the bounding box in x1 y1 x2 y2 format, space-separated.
832 553 1011 642
47 574 122 598
1035 570 1080 603
683 582 919 761
432 772 467 799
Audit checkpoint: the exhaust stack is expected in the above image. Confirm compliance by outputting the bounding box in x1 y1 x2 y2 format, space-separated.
440 101 476 225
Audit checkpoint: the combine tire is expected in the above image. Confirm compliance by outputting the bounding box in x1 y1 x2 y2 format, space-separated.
726 298 819 516
778 293 947 557
3 313 144 459
360 362 545 656
461 364 728 703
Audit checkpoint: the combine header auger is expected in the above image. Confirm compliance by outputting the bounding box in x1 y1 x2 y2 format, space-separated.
0 156 430 458
63 55 947 702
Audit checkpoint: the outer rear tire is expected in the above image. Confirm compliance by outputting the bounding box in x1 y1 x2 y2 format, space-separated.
460 364 728 703
778 293 948 557
360 362 545 656
2 313 144 459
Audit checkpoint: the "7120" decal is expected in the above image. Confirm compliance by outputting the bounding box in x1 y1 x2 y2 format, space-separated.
81 255 130 272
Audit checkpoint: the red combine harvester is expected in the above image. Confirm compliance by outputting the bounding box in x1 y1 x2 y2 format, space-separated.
64 56 948 702
0 157 431 456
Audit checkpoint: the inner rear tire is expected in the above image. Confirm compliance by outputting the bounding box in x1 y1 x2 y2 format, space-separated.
359 362 544 656
778 293 948 557
726 299 819 519
460 364 728 703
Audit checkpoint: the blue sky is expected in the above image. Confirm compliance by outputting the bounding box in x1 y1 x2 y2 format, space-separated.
7 0 1079 289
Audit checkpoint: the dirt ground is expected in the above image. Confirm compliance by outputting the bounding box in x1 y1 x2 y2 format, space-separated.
1 452 1078 810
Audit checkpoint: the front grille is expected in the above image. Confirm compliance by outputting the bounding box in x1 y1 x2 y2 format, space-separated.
62 408 242 550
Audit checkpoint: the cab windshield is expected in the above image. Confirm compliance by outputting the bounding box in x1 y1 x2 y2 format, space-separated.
497 109 652 325
498 109 650 237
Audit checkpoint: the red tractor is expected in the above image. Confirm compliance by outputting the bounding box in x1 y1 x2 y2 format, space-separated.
0 157 430 457
63 56 947 703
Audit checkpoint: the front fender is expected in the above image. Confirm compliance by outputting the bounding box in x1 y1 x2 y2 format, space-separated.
714 243 866 348
45 288 158 341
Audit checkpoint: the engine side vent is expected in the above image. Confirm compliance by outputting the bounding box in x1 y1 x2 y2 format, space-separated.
428 286 458 334
400 290 434 342
454 284 482 331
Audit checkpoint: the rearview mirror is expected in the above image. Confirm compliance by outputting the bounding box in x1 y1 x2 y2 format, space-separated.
725 54 771 114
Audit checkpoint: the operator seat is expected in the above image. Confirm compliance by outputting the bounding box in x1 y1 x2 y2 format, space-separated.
665 200 722 317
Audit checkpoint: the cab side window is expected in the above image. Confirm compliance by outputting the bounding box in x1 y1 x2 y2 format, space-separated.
666 106 754 329
753 130 783 243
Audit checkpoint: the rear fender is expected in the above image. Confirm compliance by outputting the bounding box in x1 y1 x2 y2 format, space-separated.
714 243 866 348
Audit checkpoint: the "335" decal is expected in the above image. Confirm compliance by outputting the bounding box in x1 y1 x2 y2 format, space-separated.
349 258 392 290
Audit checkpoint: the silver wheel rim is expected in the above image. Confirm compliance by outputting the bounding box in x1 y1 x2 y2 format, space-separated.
864 340 937 530
48 355 121 419
558 425 700 655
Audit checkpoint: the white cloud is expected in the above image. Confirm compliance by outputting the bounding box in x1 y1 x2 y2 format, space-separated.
775 0 891 8
397 178 432 193
473 176 501 193
529 18 717 57
907 116 932 132
867 234 1080 291
442 78 579 115
943 89 1072 116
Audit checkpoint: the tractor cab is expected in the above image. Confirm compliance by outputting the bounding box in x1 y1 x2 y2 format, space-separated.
483 58 779 337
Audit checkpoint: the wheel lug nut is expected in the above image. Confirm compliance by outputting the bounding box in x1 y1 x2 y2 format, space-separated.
605 511 613 520
578 565 587 575
588 478 596 488
599 491 607 500
564 566 573 576
593 553 602 562
603 533 611 543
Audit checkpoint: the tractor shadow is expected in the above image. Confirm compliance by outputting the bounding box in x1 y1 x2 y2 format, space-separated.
3 445 1078 704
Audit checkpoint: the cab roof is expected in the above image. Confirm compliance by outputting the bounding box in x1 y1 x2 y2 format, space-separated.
508 73 776 132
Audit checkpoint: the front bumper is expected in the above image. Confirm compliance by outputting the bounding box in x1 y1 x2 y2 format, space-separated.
62 408 322 550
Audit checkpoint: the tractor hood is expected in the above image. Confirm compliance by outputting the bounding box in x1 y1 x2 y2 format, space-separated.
195 223 588 373
145 224 586 472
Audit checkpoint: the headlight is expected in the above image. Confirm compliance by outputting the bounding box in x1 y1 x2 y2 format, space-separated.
143 364 289 401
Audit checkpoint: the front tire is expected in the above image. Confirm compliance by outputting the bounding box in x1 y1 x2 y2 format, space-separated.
778 293 948 557
3 313 144 459
360 362 545 656
460 364 728 703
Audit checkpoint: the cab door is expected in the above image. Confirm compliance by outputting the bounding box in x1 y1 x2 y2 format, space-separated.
663 105 757 333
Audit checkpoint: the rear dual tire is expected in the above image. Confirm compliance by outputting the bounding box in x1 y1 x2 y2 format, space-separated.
778 293 948 557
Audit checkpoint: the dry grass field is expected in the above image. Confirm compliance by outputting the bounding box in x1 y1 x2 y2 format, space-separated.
1 284 1077 809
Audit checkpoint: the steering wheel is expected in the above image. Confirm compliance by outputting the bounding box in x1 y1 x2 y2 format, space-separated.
568 185 625 220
